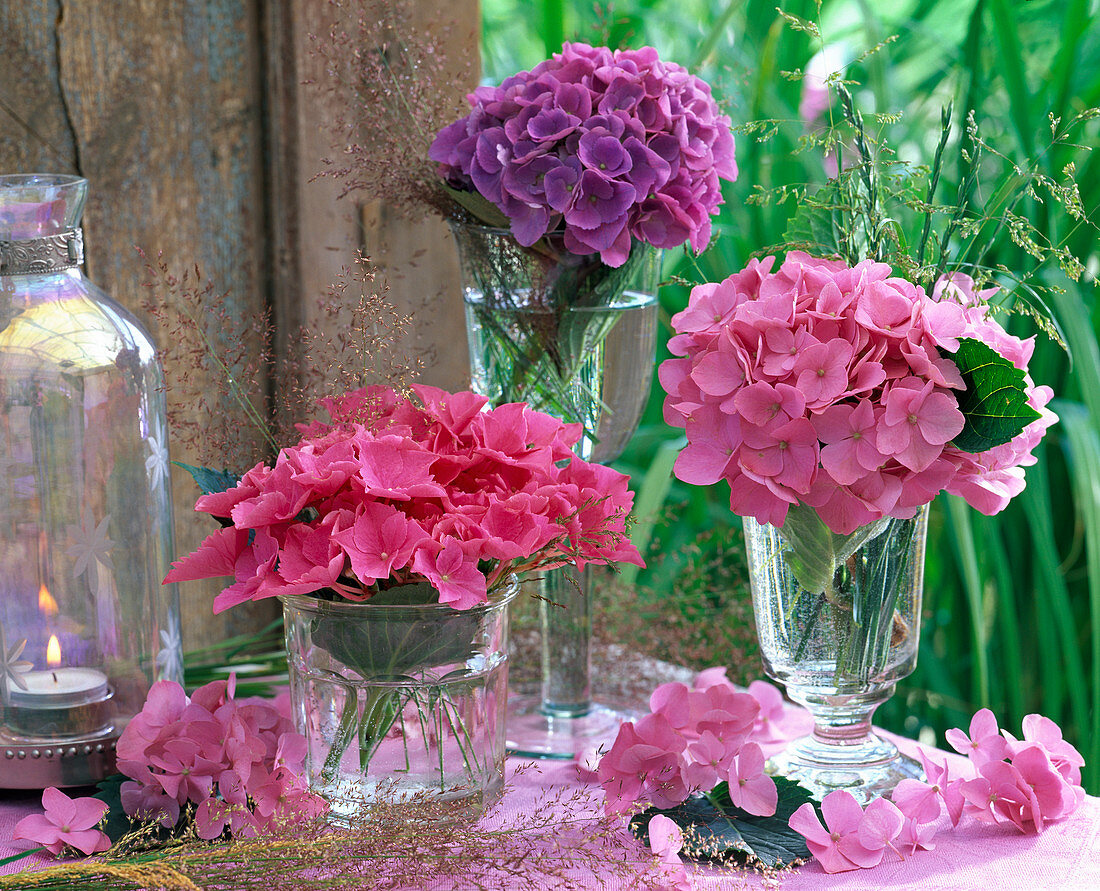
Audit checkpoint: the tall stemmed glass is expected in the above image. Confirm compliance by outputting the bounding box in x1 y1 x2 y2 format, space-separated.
452 222 659 757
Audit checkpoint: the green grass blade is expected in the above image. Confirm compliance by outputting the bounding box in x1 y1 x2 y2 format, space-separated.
1052 284 1100 422
540 0 564 57
1054 400 1100 788
988 0 1035 156
959 0 988 120
978 513 1025 721
693 0 740 69
944 494 990 707
854 0 889 113
621 436 684 588
1019 463 1090 743
1048 0 1091 121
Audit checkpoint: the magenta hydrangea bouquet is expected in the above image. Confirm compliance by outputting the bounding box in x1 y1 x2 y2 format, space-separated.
166 383 642 612
165 385 642 811
430 41 737 267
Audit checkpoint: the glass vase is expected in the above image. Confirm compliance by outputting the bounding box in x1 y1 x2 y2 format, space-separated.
281 580 517 823
451 222 659 758
0 174 182 789
744 504 929 802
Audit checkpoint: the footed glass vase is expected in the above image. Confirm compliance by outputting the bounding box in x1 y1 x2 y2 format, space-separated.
452 222 659 758
744 504 929 802
281 581 516 822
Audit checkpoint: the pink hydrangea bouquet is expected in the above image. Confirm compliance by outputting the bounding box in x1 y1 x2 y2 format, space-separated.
430 41 737 267
658 245 1060 818
167 384 642 611
660 252 1056 536
661 250 1056 699
163 385 642 818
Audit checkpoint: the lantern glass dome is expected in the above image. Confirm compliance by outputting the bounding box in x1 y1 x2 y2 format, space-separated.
0 174 182 787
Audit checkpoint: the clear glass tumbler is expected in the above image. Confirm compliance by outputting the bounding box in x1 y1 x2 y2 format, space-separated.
281 580 517 822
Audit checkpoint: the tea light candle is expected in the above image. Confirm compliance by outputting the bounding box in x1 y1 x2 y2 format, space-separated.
4 637 112 739
8 667 109 707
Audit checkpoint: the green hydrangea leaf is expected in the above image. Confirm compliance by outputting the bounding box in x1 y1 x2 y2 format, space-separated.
775 504 836 596
441 184 512 229
629 777 814 869
948 337 1041 452
312 583 484 677
775 505 889 597
91 773 132 843
91 773 173 844
173 461 240 497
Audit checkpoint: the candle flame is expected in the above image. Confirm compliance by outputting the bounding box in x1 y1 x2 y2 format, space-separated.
46 635 61 668
38 585 58 617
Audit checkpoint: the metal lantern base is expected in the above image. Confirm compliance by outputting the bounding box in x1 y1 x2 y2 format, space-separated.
0 727 118 789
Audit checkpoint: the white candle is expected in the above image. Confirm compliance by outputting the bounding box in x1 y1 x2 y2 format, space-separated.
8 667 109 708
5 666 112 739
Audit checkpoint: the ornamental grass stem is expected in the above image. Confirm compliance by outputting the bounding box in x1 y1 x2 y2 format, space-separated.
917 104 953 269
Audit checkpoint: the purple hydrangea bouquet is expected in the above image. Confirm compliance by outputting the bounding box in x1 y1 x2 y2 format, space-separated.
430 42 736 266
429 42 737 436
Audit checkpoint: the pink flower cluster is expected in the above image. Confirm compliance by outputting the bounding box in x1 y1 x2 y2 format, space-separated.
429 42 737 266
789 708 1085 874
117 679 327 839
597 669 789 818
167 385 641 613
660 253 1057 534
13 680 326 857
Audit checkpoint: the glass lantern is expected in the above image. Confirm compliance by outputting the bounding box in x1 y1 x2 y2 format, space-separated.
0 174 181 788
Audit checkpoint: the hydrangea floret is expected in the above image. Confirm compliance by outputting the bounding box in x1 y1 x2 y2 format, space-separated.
116 678 327 839
592 670 1085 874
660 252 1056 534
644 814 694 891
429 42 737 266
167 385 642 612
595 669 802 819
13 789 112 857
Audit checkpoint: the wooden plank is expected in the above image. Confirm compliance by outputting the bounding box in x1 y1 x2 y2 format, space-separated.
0 1 274 650
360 0 480 391
0 1 79 172
279 0 480 395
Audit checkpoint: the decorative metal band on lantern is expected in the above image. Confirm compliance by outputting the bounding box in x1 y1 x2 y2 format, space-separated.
0 228 85 275
0 174 182 789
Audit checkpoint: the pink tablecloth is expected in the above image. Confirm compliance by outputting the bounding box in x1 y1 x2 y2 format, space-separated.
2 737 1098 890
487 741 1100 891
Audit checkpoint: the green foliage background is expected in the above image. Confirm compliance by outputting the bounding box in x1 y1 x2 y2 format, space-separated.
480 0 1100 789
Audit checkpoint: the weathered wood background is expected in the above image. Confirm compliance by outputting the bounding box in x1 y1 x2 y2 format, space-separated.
0 0 479 648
